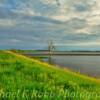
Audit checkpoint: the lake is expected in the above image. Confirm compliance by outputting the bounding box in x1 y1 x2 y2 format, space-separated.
43 56 100 78
23 53 100 78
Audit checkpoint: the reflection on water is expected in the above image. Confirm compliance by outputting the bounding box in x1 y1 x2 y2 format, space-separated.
43 56 100 78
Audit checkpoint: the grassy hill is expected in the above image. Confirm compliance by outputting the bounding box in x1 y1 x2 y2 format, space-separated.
0 51 100 100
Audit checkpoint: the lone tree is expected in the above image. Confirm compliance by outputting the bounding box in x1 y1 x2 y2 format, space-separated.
48 40 55 64
48 40 55 54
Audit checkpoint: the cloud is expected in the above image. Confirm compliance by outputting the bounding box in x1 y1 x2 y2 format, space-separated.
0 0 100 50
0 19 16 27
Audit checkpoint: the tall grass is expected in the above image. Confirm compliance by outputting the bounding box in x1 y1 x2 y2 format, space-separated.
0 51 100 100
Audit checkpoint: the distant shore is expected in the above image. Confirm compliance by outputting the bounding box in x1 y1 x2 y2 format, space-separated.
22 51 100 56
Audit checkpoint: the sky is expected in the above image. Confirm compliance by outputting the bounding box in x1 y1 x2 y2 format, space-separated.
0 0 100 50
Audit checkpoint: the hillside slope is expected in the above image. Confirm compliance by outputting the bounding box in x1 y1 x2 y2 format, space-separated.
0 51 100 100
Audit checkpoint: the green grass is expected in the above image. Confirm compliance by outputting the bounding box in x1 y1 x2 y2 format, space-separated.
10 49 41 53
0 50 100 100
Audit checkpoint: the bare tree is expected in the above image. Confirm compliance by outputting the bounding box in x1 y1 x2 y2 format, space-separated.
48 40 55 64
48 40 55 54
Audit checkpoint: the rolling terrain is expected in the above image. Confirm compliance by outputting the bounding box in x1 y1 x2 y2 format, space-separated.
0 51 100 100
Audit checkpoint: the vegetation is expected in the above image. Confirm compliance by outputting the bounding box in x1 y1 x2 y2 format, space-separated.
10 49 38 53
0 50 100 100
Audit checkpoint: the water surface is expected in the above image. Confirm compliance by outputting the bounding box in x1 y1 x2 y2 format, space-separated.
45 56 100 78
23 53 100 78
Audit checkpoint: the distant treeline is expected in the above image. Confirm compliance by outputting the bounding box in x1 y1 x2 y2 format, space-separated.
8 49 100 53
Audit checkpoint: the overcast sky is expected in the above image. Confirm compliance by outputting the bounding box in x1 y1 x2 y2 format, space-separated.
0 0 100 50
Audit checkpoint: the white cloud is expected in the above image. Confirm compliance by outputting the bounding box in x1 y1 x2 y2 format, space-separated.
11 9 40 16
10 39 21 43
0 19 16 27
0 0 100 49
54 40 100 46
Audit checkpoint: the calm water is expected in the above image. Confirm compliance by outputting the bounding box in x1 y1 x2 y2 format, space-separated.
23 53 100 78
44 56 100 78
